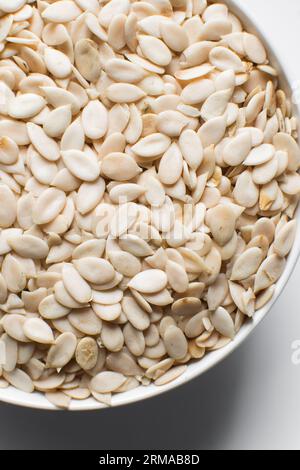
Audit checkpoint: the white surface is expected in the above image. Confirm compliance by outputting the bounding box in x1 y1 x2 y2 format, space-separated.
0 0 300 449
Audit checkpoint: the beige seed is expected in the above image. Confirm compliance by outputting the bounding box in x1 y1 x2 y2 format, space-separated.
211 307 235 339
23 318 54 344
46 332 77 368
7 235 49 260
27 123 60 162
69 308 102 335
100 323 124 352
74 38 102 83
166 260 189 294
39 294 71 320
182 74 214 103
8 94 46 120
179 129 203 170
273 220 297 258
101 152 141 181
2 255 26 294
32 188 66 225
122 296 150 331
160 21 189 52
171 297 202 316
206 204 236 246
74 257 115 285
62 264 92 304
2 314 28 343
44 47 72 79
105 58 146 83
154 365 187 386
209 46 245 72
254 254 286 293
106 83 146 103
163 325 188 360
82 100 108 140
0 185 17 228
243 33 267 64
76 337 98 370
90 371 126 393
108 251 141 277
158 143 183 185
61 149 100 182
3 369 34 393
233 171 259 208
0 137 19 165
46 392 71 409
128 269 167 294
223 132 252 166
138 35 172 66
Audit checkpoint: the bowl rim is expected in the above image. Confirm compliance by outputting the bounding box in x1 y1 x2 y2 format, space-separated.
1 0 300 411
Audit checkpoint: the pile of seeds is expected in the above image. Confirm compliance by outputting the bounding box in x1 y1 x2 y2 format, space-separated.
0 0 299 409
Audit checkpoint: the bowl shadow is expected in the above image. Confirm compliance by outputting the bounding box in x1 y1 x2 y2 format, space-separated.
0 343 247 450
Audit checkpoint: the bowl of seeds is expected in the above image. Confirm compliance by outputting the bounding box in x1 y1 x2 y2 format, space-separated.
0 0 299 410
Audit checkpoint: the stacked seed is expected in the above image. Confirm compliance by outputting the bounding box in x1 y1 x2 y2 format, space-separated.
0 0 299 408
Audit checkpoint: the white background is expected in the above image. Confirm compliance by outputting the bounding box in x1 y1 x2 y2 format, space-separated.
0 0 300 450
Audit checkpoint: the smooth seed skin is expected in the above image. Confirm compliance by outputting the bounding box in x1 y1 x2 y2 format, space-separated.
0 0 297 408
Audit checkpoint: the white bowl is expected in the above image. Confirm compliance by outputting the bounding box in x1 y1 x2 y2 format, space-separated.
1 0 299 410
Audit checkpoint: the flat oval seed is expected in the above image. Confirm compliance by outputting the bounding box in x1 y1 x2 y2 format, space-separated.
138 35 172 66
101 153 141 181
74 39 102 83
61 149 100 182
128 269 167 294
69 308 102 335
73 257 115 285
7 235 49 259
254 254 285 293
44 48 72 79
106 83 146 103
0 136 19 165
171 297 202 316
231 247 263 281
122 296 150 331
39 294 71 320
209 46 245 72
160 21 189 52
82 100 108 140
132 133 171 158
43 105 72 138
244 144 275 166
76 337 98 370
211 307 235 339
42 1 81 22
0 186 17 228
46 332 77 368
90 371 126 393
27 123 60 161
23 318 54 344
181 79 215 106
8 94 46 120
223 132 252 166
62 264 92 304
179 129 203 170
2 314 28 342
273 220 297 258
164 325 188 360
166 260 189 294
3 369 34 393
32 188 66 225
233 171 259 208
206 205 236 246
105 58 146 83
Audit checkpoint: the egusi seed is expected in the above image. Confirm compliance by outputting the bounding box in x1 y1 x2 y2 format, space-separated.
0 0 298 409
